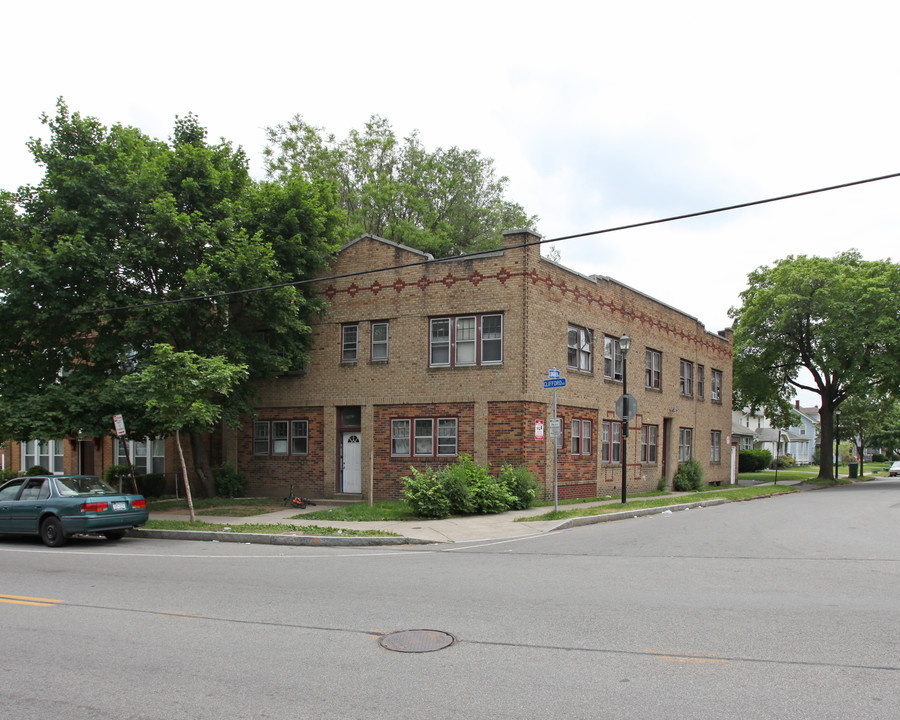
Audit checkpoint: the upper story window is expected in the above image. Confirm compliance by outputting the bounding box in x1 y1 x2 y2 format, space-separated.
604 336 624 381
697 365 705 400
680 359 694 397
371 321 389 362
341 324 359 363
430 314 503 367
645 349 661 389
567 325 592 372
711 369 723 403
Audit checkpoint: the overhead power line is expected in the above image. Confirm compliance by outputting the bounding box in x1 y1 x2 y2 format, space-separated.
68 170 900 317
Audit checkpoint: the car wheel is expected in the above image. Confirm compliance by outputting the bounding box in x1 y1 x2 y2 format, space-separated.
40 517 67 547
103 530 127 541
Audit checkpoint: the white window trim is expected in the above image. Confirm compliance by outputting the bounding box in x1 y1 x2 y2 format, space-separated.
291 420 309 456
391 417 459 457
371 321 389 362
342 324 359 363
21 439 65 475
568 325 593 372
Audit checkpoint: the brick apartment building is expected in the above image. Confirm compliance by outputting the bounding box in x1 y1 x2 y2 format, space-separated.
232 229 734 501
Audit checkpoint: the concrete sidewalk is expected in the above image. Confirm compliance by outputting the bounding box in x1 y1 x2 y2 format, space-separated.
133 489 768 546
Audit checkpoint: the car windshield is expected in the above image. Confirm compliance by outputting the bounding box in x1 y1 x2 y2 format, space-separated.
56 476 118 496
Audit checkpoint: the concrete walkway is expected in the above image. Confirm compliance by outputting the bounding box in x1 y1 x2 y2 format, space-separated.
135 486 799 546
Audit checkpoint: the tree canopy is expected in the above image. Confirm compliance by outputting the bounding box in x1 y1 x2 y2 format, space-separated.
729 250 900 479
0 100 344 486
263 114 538 257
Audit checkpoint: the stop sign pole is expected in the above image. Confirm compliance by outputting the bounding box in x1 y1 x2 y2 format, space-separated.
618 335 632 504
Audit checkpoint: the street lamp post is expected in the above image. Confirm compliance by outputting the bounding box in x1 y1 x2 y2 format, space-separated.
834 409 841 481
619 334 631 504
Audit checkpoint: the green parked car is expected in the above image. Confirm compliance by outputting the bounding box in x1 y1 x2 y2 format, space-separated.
0 475 148 547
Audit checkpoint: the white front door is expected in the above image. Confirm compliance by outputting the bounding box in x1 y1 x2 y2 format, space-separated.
341 432 362 493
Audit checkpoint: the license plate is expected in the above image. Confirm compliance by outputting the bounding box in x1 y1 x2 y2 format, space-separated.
112 501 127 511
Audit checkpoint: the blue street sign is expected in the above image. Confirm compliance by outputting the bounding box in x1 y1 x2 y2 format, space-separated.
548 368 560 380
543 378 566 389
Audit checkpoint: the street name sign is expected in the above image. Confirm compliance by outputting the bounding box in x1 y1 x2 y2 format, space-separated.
543 378 566 389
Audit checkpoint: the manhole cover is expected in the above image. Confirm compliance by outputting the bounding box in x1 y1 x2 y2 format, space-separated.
380 629 455 653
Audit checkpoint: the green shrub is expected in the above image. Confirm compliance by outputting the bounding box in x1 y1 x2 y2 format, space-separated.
497 464 541 509
24 465 50 476
402 467 451 518
656 475 669 492
104 464 132 488
673 458 705 491
775 455 795 469
439 459 476 514
467 469 515 514
135 473 167 497
738 449 772 473
872 453 886 463
213 464 247 498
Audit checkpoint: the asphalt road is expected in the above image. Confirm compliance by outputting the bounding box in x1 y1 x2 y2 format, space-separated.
2 479 898 719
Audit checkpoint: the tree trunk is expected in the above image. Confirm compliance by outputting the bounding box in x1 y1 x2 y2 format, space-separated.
175 429 196 522
818 407 835 480
188 429 216 496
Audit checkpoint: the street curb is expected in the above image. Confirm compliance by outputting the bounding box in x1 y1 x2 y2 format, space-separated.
548 498 730 531
128 528 438 546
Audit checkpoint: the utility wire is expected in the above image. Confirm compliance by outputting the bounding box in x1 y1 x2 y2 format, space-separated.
69 170 900 317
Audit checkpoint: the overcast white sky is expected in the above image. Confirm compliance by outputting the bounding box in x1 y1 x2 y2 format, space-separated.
4 1 899 406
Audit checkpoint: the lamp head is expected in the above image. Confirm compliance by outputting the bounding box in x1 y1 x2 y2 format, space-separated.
619 334 631 357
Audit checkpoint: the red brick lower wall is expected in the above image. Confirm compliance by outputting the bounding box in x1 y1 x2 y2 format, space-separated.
373 402 475 500
241 407 325 498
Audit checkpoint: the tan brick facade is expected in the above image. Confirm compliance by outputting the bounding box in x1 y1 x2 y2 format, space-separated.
235 231 734 500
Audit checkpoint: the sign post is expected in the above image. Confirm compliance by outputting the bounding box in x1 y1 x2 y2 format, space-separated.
544 369 565 512
112 414 139 494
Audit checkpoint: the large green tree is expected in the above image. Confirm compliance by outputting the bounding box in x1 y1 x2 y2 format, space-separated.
729 250 900 480
263 114 538 257
0 100 343 493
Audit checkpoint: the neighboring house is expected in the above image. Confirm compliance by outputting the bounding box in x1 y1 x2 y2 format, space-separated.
787 403 819 464
4 435 189 489
732 402 819 465
232 230 734 500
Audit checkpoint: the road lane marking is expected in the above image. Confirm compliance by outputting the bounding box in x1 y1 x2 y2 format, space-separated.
647 648 730 664
0 593 63 607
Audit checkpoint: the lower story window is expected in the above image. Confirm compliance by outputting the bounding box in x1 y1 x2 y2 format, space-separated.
21 439 65 474
641 424 658 464
254 420 309 456
117 438 165 474
679 428 693 463
392 417 458 458
253 422 270 455
602 420 622 463
710 430 721 463
292 421 309 455
571 419 592 455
